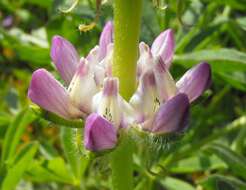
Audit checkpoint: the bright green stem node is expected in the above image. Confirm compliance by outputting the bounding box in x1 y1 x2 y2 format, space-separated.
110 133 134 190
113 0 143 100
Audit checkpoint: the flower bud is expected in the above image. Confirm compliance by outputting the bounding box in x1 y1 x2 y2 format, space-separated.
143 93 189 134
28 69 82 119
84 113 117 152
68 59 98 115
151 29 174 69
98 21 114 61
51 35 79 85
176 62 211 102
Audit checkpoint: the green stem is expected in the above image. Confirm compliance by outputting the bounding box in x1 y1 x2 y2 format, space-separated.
113 0 142 100
110 133 134 190
111 1 142 190
60 127 81 186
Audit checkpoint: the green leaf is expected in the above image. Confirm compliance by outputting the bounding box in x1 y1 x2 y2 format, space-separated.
216 72 246 92
0 113 12 126
236 17 246 31
26 157 75 184
134 178 151 190
0 28 50 68
48 157 75 181
169 154 227 174
160 177 195 190
1 142 38 190
213 0 246 10
205 143 246 180
24 0 53 8
1 109 36 169
174 49 246 72
199 174 246 190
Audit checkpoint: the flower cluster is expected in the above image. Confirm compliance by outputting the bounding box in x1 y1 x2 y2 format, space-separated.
28 22 211 152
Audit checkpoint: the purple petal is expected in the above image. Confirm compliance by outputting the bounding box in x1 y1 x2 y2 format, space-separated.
151 29 174 69
103 77 119 96
86 46 99 65
176 62 211 102
150 93 189 134
50 35 79 85
98 21 113 61
84 113 117 152
28 69 82 119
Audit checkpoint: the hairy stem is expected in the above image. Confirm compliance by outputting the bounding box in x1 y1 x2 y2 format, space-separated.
113 0 142 100
110 133 134 190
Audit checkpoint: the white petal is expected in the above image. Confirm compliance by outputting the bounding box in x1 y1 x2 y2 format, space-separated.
154 58 177 101
137 42 154 78
99 43 114 76
130 70 160 123
92 77 122 129
68 59 98 114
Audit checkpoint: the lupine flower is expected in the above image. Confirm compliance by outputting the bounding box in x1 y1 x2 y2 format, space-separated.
131 29 211 133
28 23 211 152
28 21 114 120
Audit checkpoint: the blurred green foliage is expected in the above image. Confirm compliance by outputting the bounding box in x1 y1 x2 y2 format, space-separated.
0 0 246 189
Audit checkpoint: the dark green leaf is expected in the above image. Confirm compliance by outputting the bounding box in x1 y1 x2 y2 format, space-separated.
205 143 246 180
1 109 36 169
1 142 38 190
199 174 246 190
160 177 195 190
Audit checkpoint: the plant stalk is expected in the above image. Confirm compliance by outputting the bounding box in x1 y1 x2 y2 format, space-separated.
111 1 142 190
110 133 134 190
113 0 142 100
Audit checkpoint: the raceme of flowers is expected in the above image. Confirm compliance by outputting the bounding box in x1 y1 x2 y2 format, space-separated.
28 21 211 152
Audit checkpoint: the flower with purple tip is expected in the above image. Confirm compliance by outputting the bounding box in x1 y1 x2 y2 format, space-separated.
28 22 113 120
28 23 211 152
84 113 117 152
131 29 211 133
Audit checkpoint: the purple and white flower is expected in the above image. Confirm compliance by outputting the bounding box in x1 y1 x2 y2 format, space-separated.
28 23 211 152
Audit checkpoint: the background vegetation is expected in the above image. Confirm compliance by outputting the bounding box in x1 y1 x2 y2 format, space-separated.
0 0 246 189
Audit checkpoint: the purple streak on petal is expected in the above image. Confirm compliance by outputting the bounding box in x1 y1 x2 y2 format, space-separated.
130 70 159 123
154 58 177 101
103 77 119 96
84 113 117 152
176 62 212 102
151 93 189 134
137 42 154 78
142 69 156 90
28 69 81 119
151 29 174 69
50 35 79 85
68 59 98 114
98 21 113 61
101 43 114 77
